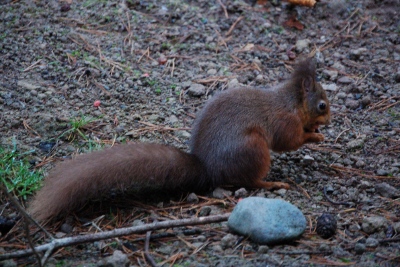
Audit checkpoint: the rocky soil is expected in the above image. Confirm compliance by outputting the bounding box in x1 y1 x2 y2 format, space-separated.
0 0 399 266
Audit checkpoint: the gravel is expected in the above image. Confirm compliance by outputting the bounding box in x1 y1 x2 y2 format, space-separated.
0 0 399 266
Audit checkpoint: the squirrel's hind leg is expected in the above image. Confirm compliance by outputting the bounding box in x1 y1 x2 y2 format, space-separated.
241 126 290 190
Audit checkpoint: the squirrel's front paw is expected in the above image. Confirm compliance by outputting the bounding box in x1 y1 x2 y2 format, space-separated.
305 133 325 143
314 133 325 142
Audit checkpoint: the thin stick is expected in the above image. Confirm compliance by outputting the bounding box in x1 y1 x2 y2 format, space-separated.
217 0 229 18
323 186 352 206
0 214 230 261
334 128 350 143
23 216 42 267
330 165 399 179
144 231 158 267
226 16 243 36
23 59 43 72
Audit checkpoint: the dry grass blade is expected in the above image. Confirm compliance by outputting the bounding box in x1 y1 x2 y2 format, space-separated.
308 255 355 266
23 120 41 138
368 96 399 111
125 121 191 136
330 165 399 179
231 62 262 72
217 0 229 18
225 16 243 36
23 59 43 72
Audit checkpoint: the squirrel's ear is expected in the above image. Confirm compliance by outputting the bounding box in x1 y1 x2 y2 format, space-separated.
302 76 314 92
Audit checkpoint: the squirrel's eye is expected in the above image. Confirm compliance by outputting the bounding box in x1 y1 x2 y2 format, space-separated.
318 102 326 111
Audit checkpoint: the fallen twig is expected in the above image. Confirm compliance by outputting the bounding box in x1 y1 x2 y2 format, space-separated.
226 16 243 37
144 231 158 267
330 165 399 179
217 0 229 18
0 214 230 261
323 186 353 206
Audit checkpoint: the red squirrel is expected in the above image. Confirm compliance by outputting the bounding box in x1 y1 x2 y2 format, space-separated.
28 58 331 222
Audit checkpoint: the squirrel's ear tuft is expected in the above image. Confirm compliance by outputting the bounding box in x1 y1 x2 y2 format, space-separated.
292 57 316 93
293 57 316 80
302 76 314 92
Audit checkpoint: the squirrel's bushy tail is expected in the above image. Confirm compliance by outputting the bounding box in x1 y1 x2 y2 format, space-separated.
28 143 206 222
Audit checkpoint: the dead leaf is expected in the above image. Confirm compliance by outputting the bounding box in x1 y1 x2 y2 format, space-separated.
284 17 304 30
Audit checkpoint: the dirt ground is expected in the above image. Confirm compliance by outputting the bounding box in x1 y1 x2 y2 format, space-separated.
0 0 399 266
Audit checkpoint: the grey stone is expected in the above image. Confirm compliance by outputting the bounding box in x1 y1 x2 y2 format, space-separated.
295 39 310 52
393 222 400 233
188 83 206 96
148 114 160 122
257 245 269 254
349 48 367 60
319 243 331 252
322 83 337 91
375 182 400 198
338 76 354 84
337 92 347 99
354 243 366 254
207 69 217 75
175 130 191 139
227 78 240 90
275 188 287 197
345 99 359 109
228 197 306 244
181 81 192 88
346 139 364 150
234 188 248 198
212 244 224 253
187 192 199 203
132 219 144 227
332 246 352 257
323 70 338 80
361 216 388 234
365 237 379 248
98 250 129 267
60 223 73 234
212 187 232 199
303 155 314 164
199 206 212 217
332 62 346 71
356 160 365 167
361 96 371 108
168 115 179 124
156 244 174 255
220 233 236 249
17 80 41 91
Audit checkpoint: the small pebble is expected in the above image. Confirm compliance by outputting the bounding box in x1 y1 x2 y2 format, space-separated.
365 237 379 248
362 216 388 234
354 243 366 254
220 233 236 249
212 187 232 199
186 192 199 203
199 206 212 217
187 83 206 96
234 188 248 198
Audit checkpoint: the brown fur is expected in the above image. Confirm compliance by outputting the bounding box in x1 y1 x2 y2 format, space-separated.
28 58 330 222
